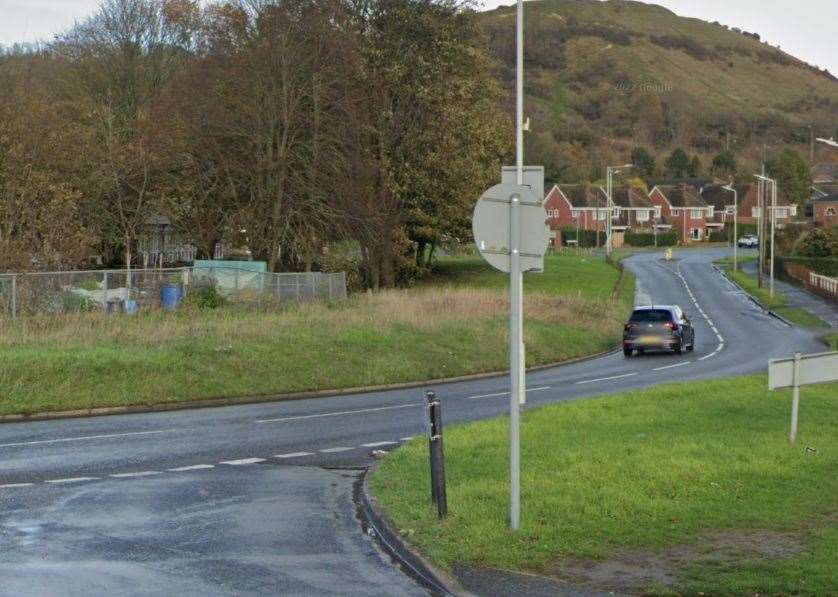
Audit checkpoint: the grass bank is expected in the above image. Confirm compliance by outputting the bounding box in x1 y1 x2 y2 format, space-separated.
371 376 838 596
715 259 827 328
0 254 633 416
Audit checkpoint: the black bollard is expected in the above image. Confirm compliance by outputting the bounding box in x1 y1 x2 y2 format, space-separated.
425 390 447 518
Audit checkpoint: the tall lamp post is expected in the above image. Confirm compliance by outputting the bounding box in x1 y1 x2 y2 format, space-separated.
722 184 738 272
605 164 633 257
755 174 778 297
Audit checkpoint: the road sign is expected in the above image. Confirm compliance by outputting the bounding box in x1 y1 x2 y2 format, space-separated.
502 166 545 202
768 351 838 390
472 183 550 274
768 350 838 443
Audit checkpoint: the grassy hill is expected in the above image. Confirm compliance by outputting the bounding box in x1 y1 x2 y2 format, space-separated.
480 0 838 183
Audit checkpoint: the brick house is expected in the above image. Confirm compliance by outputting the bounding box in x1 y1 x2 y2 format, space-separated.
810 194 838 228
608 186 659 231
700 184 744 237
733 184 797 226
649 184 712 243
544 184 609 246
813 163 838 185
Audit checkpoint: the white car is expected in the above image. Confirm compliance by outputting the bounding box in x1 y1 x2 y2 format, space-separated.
737 235 759 248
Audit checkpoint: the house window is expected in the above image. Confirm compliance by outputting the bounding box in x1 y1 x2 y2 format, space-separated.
775 208 787 219
691 228 701 240
596 209 607 220
826 207 837 217
655 207 662 218
691 209 702 219
790 206 797 216
672 209 680 216
725 206 735 215
636 210 649 222
751 207 761 218
571 209 580 218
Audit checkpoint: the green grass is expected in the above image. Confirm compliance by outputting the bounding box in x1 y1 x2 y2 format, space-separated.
371 376 838 596
0 253 633 416
826 333 838 351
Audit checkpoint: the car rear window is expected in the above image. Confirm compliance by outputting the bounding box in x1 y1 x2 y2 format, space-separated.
630 309 672 323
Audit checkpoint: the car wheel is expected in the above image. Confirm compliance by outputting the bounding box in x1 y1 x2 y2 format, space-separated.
674 344 683 355
623 348 632 357
687 342 694 352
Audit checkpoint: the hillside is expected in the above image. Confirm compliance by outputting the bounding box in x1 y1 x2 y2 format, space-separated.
480 0 838 184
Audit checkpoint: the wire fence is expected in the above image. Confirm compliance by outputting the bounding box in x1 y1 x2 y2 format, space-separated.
0 267 347 319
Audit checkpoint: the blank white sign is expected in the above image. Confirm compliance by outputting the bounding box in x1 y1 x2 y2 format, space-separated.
768 351 838 390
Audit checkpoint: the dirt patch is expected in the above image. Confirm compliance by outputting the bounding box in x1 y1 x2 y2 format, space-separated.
548 529 807 593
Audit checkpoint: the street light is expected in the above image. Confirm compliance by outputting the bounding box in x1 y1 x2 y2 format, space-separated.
605 164 633 257
816 137 838 148
755 174 777 298
722 184 738 272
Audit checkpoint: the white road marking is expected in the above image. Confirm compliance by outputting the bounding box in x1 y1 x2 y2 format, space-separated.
575 373 637 385
274 452 314 459
110 471 161 478
45 477 99 484
466 386 551 400
400 437 415 442
219 458 266 465
362 441 397 448
652 361 691 371
0 483 34 488
0 429 173 449
319 447 353 453
167 464 215 472
256 403 419 424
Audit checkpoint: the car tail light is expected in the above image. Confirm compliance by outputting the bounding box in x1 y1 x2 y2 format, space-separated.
665 322 679 331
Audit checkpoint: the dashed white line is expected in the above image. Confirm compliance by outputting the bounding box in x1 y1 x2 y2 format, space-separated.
652 361 691 371
575 373 637 385
274 452 314 459
110 471 161 478
45 477 99 484
0 483 34 489
219 458 266 465
362 441 397 448
319 447 353 453
167 464 215 472
256 403 419 424
0 429 173 449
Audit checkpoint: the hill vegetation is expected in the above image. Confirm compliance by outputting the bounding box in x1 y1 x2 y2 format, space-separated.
481 0 838 184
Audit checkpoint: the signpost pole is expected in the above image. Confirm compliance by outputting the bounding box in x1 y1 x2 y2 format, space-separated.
790 352 801 444
508 0 524 532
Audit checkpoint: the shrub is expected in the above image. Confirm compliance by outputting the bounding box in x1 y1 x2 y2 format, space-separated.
796 228 838 258
709 231 727 242
561 226 606 247
189 280 226 310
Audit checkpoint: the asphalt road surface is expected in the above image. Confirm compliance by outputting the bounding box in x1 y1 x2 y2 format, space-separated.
0 248 824 596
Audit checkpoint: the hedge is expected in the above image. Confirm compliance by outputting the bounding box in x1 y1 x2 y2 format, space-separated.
560 227 606 247
778 257 838 277
709 231 728 242
624 231 679 247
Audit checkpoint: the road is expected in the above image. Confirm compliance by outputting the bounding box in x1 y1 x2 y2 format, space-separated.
0 248 824 596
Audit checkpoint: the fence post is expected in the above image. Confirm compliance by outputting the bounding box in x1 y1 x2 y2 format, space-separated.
102 271 109 314
341 272 347 299
790 352 802 444
11 274 17 319
328 273 334 300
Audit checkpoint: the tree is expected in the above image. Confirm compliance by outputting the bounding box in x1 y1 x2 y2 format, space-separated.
688 154 702 177
711 149 737 176
664 148 691 177
630 146 655 176
767 148 812 213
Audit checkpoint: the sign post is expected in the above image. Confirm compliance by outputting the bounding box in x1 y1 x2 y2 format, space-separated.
768 350 838 444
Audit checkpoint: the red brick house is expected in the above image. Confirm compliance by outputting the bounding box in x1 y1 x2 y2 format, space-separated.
608 186 659 232
733 184 797 226
649 184 712 243
810 194 838 228
544 184 609 246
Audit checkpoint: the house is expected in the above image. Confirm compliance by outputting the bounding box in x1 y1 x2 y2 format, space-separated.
544 184 609 246
810 194 838 228
608 186 659 231
700 183 746 236
648 184 712 243
733 184 797 226
138 214 198 267
812 163 838 185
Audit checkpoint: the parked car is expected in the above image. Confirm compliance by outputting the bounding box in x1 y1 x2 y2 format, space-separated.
737 234 759 248
623 305 695 356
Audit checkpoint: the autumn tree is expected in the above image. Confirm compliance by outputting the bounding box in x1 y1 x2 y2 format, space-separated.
664 148 691 178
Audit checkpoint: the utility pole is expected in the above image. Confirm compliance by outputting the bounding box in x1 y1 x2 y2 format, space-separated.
809 126 815 163
605 164 632 257
723 184 738 272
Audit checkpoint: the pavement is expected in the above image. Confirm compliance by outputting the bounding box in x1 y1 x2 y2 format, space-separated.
0 248 826 596
741 260 838 327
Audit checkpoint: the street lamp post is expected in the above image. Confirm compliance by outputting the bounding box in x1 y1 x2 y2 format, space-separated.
605 164 632 257
755 174 778 297
722 184 738 272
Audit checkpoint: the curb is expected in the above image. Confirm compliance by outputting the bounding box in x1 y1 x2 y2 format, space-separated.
0 346 621 425
358 465 470 596
713 264 793 326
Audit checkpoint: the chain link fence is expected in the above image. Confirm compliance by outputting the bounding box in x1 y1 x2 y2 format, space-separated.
0 267 346 318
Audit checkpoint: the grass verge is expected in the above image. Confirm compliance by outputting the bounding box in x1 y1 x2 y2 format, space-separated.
370 376 838 596
0 254 633 416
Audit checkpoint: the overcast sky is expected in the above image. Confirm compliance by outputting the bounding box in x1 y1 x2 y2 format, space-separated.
1 0 836 73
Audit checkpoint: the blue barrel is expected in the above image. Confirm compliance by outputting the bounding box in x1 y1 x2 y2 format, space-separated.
124 299 140 315
161 284 183 310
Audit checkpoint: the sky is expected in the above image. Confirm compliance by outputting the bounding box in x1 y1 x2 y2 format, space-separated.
1 0 836 74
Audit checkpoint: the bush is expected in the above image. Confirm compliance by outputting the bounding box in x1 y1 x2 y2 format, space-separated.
624 231 679 247
796 228 838 258
560 226 606 247
189 280 226 310
709 231 727 242
779 257 838 277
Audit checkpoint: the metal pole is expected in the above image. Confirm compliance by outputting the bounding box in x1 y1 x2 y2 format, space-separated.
103 271 109 314
770 180 776 298
509 0 524 532
11 274 17 319
790 352 801 444
757 178 764 288
733 189 738 272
